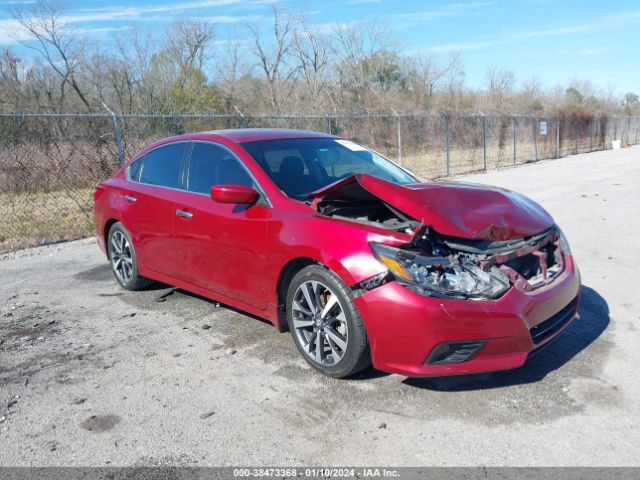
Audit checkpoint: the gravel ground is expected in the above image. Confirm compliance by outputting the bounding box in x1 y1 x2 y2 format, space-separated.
1 146 639 467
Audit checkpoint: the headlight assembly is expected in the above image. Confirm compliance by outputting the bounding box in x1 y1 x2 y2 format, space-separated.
370 242 510 300
557 227 572 255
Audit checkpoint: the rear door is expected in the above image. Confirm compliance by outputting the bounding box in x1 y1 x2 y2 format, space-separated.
119 142 188 278
172 141 271 310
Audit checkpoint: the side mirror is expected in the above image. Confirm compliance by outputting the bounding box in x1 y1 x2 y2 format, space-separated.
210 184 259 205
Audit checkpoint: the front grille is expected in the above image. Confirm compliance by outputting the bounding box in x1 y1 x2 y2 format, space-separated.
530 297 578 345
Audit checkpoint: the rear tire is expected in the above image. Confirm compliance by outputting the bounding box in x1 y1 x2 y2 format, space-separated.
107 222 155 291
286 265 370 378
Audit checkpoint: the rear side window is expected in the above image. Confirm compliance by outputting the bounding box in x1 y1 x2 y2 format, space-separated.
128 157 143 182
188 143 254 194
138 143 187 188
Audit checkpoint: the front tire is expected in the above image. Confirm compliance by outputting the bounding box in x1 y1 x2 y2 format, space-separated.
286 265 371 378
107 222 154 290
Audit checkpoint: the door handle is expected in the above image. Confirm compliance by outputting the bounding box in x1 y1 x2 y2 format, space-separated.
176 209 193 218
123 194 137 203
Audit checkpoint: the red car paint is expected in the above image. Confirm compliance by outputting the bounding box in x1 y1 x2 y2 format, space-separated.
307 174 555 240
210 184 259 204
94 129 580 377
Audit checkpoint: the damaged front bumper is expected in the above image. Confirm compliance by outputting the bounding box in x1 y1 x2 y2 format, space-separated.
353 253 581 377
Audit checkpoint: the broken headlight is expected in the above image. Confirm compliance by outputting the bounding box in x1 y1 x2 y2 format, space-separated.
558 227 571 255
370 242 510 300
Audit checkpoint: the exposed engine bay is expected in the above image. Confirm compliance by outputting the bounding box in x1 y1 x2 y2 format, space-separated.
314 197 419 234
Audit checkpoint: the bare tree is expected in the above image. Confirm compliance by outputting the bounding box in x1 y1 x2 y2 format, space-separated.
291 17 331 110
484 67 516 112
485 67 515 92
0 2 633 116
217 33 252 114
0 49 24 110
406 51 461 109
10 0 92 110
164 18 215 73
115 26 155 112
246 3 298 110
332 20 397 108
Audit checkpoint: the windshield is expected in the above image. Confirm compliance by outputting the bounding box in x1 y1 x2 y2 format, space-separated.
240 137 418 200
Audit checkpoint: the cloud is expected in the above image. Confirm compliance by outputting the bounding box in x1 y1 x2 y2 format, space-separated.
0 18 31 45
5 0 254 27
311 20 360 34
420 8 640 56
392 1 493 27
0 0 260 44
66 0 247 23
202 14 263 24
427 41 492 52
511 24 593 39
579 46 612 56
508 9 640 40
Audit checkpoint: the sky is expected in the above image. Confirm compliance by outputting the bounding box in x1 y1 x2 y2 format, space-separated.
0 0 639 94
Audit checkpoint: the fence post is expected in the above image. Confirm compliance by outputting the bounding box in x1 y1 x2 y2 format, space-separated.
482 115 487 172
556 118 560 158
627 116 631 145
512 116 516 165
233 105 247 128
635 116 639 145
614 116 618 141
111 112 124 167
590 119 593 152
393 111 402 166
445 114 451 176
533 116 538 161
325 115 332 135
575 121 579 154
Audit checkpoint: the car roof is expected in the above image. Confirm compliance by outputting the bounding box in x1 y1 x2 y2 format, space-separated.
174 128 338 144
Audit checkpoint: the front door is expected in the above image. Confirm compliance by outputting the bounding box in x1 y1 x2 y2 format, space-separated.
173 141 271 310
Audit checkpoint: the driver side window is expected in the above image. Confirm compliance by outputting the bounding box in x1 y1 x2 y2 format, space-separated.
187 142 255 195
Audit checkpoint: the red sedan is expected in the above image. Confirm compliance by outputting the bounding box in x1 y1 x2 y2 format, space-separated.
94 129 580 378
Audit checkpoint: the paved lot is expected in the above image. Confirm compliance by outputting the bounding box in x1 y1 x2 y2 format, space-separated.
1 146 639 466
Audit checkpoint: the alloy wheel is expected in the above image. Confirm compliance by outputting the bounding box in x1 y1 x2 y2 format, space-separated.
291 280 349 366
109 231 134 285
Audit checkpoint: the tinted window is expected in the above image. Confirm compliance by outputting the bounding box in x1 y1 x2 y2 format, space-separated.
263 149 309 175
188 143 254 195
128 157 143 182
241 138 416 199
139 143 186 188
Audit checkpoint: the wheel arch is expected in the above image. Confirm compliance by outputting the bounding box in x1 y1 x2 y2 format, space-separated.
275 257 318 332
103 218 120 258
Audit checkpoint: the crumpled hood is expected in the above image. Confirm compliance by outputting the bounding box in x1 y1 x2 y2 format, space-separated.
307 174 554 240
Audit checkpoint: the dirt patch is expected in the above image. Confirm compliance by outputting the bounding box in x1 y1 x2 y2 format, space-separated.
80 415 121 433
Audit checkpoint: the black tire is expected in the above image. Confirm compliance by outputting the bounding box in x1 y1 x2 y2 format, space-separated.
286 264 371 378
107 222 155 291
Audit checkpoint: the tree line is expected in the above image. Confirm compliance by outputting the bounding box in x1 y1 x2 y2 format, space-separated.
1 0 639 117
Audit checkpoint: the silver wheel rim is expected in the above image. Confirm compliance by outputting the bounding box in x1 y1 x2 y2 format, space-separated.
291 280 348 367
109 231 133 285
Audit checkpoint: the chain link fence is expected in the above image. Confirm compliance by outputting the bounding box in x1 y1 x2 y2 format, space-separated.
1 112 639 253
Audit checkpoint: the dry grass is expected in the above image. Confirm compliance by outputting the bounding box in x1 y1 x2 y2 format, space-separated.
397 139 610 177
0 188 94 253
